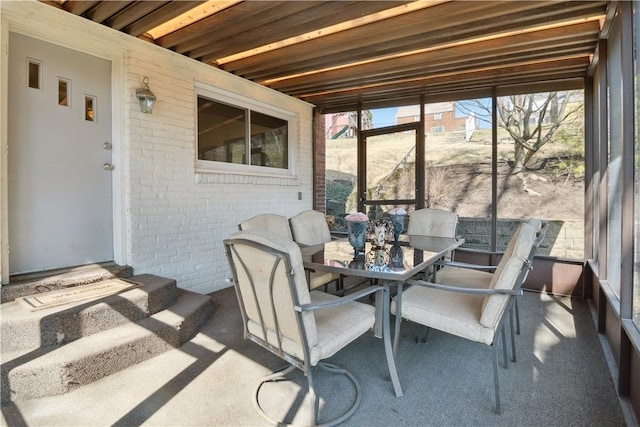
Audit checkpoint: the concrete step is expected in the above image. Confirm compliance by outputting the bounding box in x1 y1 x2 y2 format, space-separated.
2 289 213 402
2 262 134 303
1 274 177 353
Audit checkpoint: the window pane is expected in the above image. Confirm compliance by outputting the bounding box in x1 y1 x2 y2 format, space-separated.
197 96 246 164
58 79 69 106
365 129 416 203
84 95 96 122
496 91 585 256
435 99 494 251
607 17 623 296
28 60 40 89
250 111 288 169
633 2 640 327
325 110 358 230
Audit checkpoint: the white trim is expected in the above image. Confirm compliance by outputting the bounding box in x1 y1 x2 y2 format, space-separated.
195 81 296 117
194 81 299 180
110 53 126 267
1 14 9 283
0 6 128 281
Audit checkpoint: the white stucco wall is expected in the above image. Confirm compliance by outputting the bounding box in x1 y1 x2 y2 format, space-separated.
0 1 314 293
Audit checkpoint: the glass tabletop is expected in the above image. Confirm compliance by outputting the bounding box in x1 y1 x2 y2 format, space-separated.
300 236 464 281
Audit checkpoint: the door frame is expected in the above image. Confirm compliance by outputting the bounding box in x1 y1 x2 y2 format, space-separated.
0 21 127 284
357 121 425 214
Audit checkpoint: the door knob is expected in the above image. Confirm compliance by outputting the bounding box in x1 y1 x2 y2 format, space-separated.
103 163 114 170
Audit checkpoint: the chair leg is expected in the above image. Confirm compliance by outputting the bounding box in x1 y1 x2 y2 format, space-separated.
492 344 501 414
418 326 430 343
308 365 318 426
254 362 361 427
509 308 517 363
501 325 508 369
515 298 521 335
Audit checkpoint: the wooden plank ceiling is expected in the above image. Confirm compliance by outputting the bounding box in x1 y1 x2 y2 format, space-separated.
44 0 612 112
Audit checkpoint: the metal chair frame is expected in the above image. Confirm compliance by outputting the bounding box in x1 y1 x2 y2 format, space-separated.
225 236 384 426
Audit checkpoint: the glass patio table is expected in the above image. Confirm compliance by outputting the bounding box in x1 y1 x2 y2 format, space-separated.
299 235 465 398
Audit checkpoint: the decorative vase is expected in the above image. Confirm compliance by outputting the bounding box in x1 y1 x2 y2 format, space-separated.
347 220 368 254
389 243 404 270
365 248 390 272
373 223 388 248
389 213 406 244
348 254 365 270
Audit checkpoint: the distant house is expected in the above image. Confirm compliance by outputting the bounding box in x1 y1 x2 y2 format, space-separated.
325 111 372 139
396 102 468 135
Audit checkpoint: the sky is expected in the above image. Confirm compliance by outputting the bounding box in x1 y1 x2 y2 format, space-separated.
371 107 398 128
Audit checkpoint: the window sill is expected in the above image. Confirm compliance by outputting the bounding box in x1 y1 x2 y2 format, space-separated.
195 169 299 186
622 319 640 358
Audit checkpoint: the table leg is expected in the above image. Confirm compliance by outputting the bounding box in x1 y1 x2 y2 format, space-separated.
374 288 383 338
393 282 403 355
382 283 403 397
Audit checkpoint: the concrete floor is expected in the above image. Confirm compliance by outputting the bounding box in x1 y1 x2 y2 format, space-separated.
1 287 628 426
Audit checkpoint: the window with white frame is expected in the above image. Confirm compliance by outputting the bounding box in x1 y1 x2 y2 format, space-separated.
196 92 290 171
431 126 444 133
632 2 640 328
433 112 442 120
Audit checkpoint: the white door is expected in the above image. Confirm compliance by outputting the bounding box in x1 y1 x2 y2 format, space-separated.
8 33 113 274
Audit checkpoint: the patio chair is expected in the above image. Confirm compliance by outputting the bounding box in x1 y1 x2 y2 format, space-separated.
390 223 536 414
239 213 336 292
224 229 386 426
407 207 459 238
238 213 293 240
434 218 548 338
407 208 459 279
289 210 343 292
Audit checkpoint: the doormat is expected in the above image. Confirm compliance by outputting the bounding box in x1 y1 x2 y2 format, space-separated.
18 278 142 311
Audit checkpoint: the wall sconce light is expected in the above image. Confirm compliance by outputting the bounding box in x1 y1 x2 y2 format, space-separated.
136 76 156 114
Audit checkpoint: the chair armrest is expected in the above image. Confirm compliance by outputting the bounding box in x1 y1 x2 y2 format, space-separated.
295 286 385 312
406 279 522 296
436 260 497 271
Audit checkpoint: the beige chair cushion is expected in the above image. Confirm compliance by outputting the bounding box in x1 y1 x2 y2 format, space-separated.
479 223 536 328
309 270 338 290
436 218 542 291
227 229 315 360
238 214 293 241
290 210 341 289
391 285 491 344
310 290 375 362
527 218 542 233
407 208 458 238
290 210 332 246
391 223 536 345
228 229 374 366
436 267 493 289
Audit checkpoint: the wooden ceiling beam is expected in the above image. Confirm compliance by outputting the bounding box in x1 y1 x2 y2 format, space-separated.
280 45 595 96
301 57 590 104
106 1 170 31
196 1 411 63
222 2 603 75
156 2 286 50
274 41 596 95
84 1 132 24
183 1 325 57
224 1 605 77
62 1 97 16
125 1 203 38
223 0 507 72
267 21 600 92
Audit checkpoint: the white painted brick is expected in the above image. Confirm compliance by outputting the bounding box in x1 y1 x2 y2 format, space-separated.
2 1 315 293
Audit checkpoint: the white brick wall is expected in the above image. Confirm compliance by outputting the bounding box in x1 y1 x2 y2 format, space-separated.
1 1 314 293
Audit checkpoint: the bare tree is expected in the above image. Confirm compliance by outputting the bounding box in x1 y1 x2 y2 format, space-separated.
457 91 583 172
